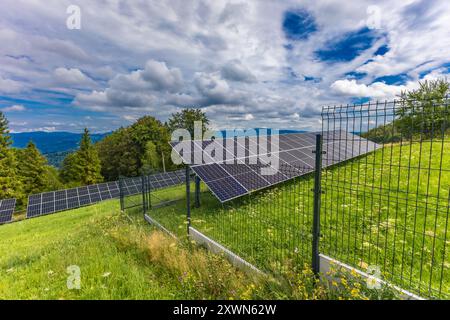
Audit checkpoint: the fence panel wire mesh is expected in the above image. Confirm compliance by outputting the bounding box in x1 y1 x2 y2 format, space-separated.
321 97 449 299
119 176 144 213
141 173 192 237
190 163 315 274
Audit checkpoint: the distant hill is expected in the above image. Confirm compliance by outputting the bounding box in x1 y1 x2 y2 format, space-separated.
10 131 109 167
216 128 306 137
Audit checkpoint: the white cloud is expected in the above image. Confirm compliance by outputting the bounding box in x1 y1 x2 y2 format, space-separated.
140 60 183 92
0 76 23 94
2 104 26 112
244 113 254 121
53 67 96 87
330 79 412 98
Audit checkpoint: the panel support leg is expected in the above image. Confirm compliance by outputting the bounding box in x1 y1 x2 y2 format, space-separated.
195 176 200 208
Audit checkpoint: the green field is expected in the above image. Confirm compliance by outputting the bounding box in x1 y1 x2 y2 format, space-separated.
0 198 272 299
148 140 450 299
0 192 401 300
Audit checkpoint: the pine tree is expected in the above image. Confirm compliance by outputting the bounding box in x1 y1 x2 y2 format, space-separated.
78 128 103 184
0 112 22 200
16 141 50 195
141 141 160 174
60 152 79 184
60 128 103 185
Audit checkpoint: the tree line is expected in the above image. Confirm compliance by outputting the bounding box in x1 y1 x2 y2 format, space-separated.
363 79 449 143
0 108 208 207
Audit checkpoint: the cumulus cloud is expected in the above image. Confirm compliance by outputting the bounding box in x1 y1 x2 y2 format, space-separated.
194 72 249 106
74 59 184 111
53 68 96 87
330 79 411 98
140 60 183 92
221 60 257 83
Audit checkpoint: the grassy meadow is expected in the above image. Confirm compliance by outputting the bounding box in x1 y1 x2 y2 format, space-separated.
0 190 401 300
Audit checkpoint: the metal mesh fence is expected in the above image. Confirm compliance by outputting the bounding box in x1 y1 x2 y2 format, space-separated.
321 97 450 299
190 164 315 273
132 97 449 299
119 176 144 213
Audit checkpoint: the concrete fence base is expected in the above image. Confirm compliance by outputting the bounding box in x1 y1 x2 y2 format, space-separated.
319 254 425 300
188 227 264 275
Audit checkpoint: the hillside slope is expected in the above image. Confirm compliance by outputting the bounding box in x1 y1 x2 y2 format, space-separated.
0 199 264 299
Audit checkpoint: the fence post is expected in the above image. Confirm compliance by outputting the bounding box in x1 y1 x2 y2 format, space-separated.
186 165 191 235
195 176 200 208
147 176 152 210
141 175 147 215
119 176 124 212
312 134 323 275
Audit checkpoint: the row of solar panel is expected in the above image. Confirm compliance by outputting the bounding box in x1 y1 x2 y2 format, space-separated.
172 131 380 202
0 170 187 224
171 131 373 166
26 169 186 219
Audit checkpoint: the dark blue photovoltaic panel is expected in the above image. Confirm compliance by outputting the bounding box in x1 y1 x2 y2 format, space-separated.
55 199 67 211
27 204 41 218
0 198 16 224
89 192 101 203
79 195 91 206
233 172 269 191
77 186 89 196
193 163 228 182
206 177 247 202
42 192 55 203
28 194 42 205
67 197 80 209
67 188 78 198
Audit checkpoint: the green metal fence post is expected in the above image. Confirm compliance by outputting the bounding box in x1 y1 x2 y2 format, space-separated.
141 175 147 215
312 134 324 275
147 176 152 210
119 176 124 213
186 165 191 235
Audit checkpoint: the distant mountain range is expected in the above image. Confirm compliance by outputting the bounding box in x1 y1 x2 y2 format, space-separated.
10 131 109 167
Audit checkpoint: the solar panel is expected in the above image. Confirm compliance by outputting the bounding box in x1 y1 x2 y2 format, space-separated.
0 198 16 224
25 169 187 218
171 130 380 202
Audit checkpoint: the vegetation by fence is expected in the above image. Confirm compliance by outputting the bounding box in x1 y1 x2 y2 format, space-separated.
320 98 449 299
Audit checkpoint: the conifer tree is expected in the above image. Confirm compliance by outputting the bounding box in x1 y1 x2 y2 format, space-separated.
0 112 22 200
16 141 49 195
60 128 103 185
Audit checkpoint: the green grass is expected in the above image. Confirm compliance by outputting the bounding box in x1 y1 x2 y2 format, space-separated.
0 200 177 299
148 140 450 299
0 192 402 300
0 198 274 300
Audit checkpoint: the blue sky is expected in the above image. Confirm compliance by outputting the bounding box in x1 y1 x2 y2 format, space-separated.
0 0 449 133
